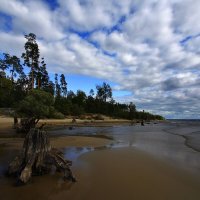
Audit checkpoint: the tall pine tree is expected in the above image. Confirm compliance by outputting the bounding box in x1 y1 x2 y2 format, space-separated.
2 53 24 83
40 58 49 89
22 33 40 89
60 74 67 97
55 73 61 97
36 57 49 89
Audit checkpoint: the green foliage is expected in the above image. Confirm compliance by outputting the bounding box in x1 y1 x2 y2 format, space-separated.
2 53 24 82
16 89 54 119
70 104 84 116
0 77 13 107
129 102 136 120
49 107 65 119
52 111 65 119
60 74 67 97
89 89 95 96
54 96 71 115
0 57 8 72
55 73 61 97
96 82 112 102
36 57 49 89
73 90 87 106
22 33 40 89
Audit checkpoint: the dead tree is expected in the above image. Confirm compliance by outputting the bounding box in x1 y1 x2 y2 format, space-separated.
16 118 39 134
8 127 76 184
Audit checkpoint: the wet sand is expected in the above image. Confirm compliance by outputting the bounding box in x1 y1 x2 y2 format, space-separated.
77 148 200 200
0 136 111 149
0 119 200 200
0 148 200 200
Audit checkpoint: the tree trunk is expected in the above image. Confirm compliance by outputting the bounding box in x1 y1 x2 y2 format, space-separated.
8 128 76 184
11 70 14 84
16 117 38 134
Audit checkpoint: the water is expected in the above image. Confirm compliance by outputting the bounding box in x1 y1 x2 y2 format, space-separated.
0 121 200 200
56 121 200 175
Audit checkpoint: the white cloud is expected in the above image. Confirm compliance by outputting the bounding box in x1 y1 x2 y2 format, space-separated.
173 0 200 36
0 0 64 40
0 0 200 118
57 0 133 31
0 31 25 56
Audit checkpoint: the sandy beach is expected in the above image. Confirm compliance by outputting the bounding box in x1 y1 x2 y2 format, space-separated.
0 117 200 200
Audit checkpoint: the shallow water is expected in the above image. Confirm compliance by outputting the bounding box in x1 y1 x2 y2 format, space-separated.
52 122 200 174
0 121 200 200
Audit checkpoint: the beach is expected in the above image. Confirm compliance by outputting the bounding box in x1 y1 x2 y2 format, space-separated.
0 117 200 200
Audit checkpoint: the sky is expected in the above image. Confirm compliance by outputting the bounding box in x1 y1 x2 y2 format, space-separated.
0 0 200 119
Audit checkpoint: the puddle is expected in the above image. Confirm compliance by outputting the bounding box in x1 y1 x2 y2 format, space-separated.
63 141 135 162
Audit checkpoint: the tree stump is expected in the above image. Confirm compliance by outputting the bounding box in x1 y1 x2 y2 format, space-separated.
16 118 38 134
8 128 76 184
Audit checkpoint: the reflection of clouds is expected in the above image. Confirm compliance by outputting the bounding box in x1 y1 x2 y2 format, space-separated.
132 124 200 174
63 123 200 175
64 147 94 161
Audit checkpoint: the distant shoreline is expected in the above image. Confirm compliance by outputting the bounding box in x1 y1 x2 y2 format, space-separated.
0 116 162 137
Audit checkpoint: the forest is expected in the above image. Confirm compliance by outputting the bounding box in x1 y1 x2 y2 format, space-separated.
0 33 164 121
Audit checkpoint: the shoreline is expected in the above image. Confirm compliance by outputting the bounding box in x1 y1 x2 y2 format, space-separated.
1 117 200 199
163 126 200 153
0 116 161 138
0 116 130 130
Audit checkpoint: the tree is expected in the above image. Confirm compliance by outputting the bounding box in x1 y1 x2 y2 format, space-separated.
40 58 49 89
96 82 112 102
0 76 13 107
75 90 86 105
43 81 55 95
22 33 40 89
89 89 95 97
0 54 8 72
55 73 61 97
36 57 49 89
67 90 75 100
60 74 67 97
129 102 136 120
16 89 54 133
0 53 26 106
2 53 24 83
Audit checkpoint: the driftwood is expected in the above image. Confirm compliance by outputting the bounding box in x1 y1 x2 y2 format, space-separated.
8 127 76 184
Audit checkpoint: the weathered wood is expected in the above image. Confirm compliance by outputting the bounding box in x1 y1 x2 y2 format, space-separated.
16 118 38 134
8 128 76 184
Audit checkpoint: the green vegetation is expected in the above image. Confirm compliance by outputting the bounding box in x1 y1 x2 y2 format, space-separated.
0 33 164 121
17 89 55 121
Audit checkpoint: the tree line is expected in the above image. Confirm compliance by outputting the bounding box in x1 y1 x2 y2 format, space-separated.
0 33 164 121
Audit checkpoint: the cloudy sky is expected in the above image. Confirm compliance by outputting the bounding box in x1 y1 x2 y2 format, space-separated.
0 0 200 119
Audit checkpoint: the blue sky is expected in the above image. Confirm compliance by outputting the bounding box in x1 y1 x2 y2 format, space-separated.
49 73 131 97
0 0 200 119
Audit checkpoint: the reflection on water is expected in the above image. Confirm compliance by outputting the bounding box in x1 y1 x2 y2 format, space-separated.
59 122 200 175
50 126 111 136
0 121 200 200
63 147 93 161
63 141 135 162
1 122 200 174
